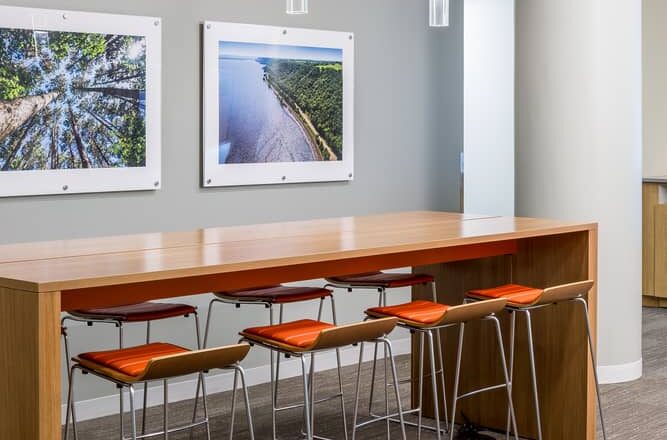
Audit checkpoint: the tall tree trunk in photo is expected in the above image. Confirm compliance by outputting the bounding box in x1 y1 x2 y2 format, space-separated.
49 123 59 169
1 116 37 171
76 87 142 101
0 92 59 143
67 106 91 168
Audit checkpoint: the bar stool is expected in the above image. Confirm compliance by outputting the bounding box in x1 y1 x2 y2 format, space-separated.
239 317 406 440
61 302 201 438
325 271 446 430
365 298 518 440
64 342 254 440
200 285 338 440
467 280 606 440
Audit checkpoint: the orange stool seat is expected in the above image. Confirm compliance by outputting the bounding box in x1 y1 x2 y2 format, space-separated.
216 285 332 304
70 302 197 322
242 319 335 349
326 272 434 288
468 284 544 307
367 300 449 326
78 342 189 378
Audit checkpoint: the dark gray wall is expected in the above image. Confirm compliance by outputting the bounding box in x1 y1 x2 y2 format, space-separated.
0 0 463 405
0 0 462 244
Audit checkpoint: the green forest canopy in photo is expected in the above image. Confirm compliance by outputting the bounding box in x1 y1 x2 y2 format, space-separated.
0 28 147 171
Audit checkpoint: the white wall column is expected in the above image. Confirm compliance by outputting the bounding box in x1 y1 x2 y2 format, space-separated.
516 0 643 383
463 0 515 216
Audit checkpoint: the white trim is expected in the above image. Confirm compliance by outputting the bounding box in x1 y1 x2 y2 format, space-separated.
0 6 162 197
61 337 410 424
202 21 354 187
598 358 642 384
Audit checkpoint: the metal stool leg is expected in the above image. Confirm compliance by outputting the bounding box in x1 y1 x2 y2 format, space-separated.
368 288 386 415
426 330 442 440
192 301 218 439
506 311 517 439
384 338 407 440
352 342 365 440
330 295 349 440
575 297 607 440
64 365 77 440
129 385 138 440
416 331 425 440
491 316 519 440
163 379 169 440
236 365 255 440
301 355 313 440
449 322 465 440
62 326 79 440
524 310 543 440
431 281 450 433
229 368 239 440
118 323 125 440
142 321 151 435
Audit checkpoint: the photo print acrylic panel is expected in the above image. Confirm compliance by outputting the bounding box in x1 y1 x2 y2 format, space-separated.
203 22 354 187
0 6 161 197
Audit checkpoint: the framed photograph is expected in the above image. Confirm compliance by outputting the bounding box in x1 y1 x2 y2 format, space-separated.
203 22 354 187
0 6 161 197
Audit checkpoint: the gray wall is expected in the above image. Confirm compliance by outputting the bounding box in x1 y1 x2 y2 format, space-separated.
0 0 463 404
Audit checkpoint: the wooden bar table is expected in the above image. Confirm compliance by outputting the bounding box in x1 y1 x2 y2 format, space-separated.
0 211 597 439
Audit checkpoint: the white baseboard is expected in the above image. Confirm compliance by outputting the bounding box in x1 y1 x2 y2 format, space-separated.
62 337 411 424
598 358 643 384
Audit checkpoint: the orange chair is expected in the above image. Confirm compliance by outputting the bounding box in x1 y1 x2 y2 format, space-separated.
201 285 338 440
325 272 442 423
63 342 254 440
365 298 518 440
239 317 405 440
467 280 606 440
61 302 202 438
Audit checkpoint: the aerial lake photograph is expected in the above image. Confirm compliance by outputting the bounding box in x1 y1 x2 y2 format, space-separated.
218 41 343 164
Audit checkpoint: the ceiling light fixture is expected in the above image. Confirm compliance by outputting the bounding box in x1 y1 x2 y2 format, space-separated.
429 0 449 27
286 0 308 15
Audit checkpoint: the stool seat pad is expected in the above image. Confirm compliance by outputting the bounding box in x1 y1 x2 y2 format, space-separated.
366 300 449 325
69 302 196 322
242 319 334 348
468 284 543 306
78 343 189 377
216 285 332 304
326 272 434 288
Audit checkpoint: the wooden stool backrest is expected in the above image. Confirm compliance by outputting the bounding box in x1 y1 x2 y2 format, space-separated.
140 343 250 381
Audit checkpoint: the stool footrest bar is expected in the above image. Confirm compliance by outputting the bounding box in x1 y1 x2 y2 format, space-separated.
456 383 507 401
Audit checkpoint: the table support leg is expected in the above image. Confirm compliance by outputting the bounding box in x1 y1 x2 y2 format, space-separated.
0 287 60 440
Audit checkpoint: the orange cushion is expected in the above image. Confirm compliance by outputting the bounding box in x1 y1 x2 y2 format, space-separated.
367 300 449 325
468 284 543 305
78 343 189 377
70 302 196 322
242 319 334 348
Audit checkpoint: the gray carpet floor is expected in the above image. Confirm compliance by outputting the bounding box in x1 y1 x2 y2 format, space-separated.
70 308 665 439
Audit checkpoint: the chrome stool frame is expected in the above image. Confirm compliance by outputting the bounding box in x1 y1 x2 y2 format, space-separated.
200 293 345 440
503 297 606 440
325 277 447 437
61 310 202 439
239 331 406 440
64 349 253 440
466 281 607 440
448 314 519 440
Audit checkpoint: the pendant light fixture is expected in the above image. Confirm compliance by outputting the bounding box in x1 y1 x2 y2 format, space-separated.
429 0 449 27
286 0 308 15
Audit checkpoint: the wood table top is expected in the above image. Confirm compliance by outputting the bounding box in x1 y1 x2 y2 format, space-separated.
0 211 595 293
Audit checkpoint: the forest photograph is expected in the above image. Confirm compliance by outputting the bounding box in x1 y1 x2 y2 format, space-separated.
218 41 343 164
0 28 147 172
